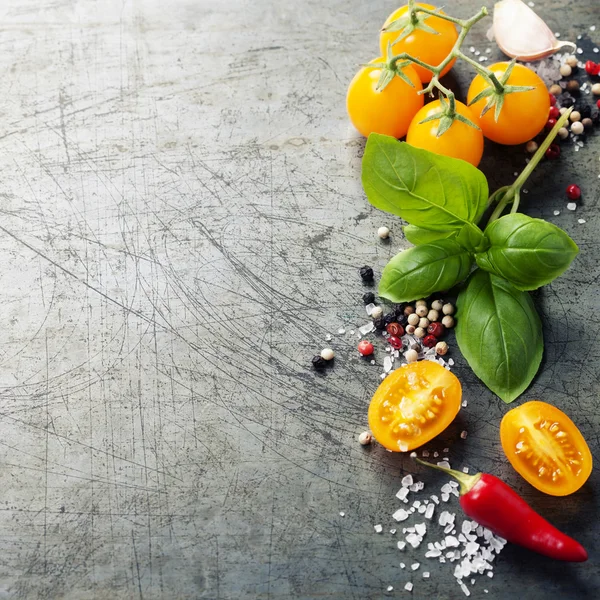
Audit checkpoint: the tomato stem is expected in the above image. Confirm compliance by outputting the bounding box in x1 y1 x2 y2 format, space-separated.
375 5 512 134
487 108 573 224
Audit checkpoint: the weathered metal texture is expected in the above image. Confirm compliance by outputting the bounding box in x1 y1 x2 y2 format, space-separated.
0 0 597 598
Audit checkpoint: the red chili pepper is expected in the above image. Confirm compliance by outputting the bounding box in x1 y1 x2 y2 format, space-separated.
416 459 588 562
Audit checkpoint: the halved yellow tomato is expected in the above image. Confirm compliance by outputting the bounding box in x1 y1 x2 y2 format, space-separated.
500 401 592 496
368 361 461 452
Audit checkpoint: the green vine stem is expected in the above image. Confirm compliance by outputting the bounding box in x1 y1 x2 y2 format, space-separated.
486 108 573 224
374 2 518 127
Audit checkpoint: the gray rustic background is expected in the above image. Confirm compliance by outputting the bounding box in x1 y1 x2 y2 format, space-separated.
0 0 598 598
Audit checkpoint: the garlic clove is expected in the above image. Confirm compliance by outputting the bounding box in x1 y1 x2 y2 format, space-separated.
492 0 575 61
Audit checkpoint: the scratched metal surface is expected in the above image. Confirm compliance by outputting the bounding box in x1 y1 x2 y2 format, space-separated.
0 0 598 598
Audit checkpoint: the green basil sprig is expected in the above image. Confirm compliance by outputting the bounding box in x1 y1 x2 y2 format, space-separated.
475 213 578 291
455 270 543 403
360 118 577 403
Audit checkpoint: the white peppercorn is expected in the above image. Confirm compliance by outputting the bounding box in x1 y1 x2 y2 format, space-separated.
419 317 430 329
371 306 383 319
414 327 426 338
431 300 443 311
592 82 600 96
405 349 418 363
435 341 448 356
558 127 569 139
405 324 416 335
427 309 439 322
525 140 538 153
549 84 562 95
415 299 427 307
441 315 455 328
415 304 428 317
442 303 454 315
358 431 372 445
407 313 420 326
320 348 335 361
570 110 581 122
559 64 572 77
377 226 390 239
571 121 584 135
566 55 578 68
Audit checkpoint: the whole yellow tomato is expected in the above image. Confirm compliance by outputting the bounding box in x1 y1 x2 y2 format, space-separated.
406 99 484 166
347 59 424 139
380 3 458 83
467 62 550 145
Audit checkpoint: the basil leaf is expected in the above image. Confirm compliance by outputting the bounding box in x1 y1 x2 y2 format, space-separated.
361 133 489 231
476 214 578 291
456 270 543 403
379 239 472 302
403 224 456 245
455 222 489 253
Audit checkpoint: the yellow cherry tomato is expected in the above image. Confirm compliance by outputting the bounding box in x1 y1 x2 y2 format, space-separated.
467 62 550 145
347 59 424 139
368 361 462 452
380 3 458 83
406 100 484 166
500 401 592 496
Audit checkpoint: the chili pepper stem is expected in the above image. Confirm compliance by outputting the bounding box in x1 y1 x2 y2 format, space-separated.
415 458 482 495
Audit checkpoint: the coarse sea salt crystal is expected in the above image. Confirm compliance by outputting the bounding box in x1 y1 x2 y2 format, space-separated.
402 474 413 487
425 548 442 558
423 572 430 578
339 512 345 517
393 508 410 522
462 467 469 474
359 322 375 335
396 487 409 501
390 529 396 534
415 523 427 536
398 541 406 550
338 328 346 334
406 533 423 548
405 582 414 592
422 450 429 457
430 495 439 504
375 524 383 533
441 493 450 502
325 333 332 341
411 562 420 570
365 303 376 316
437 460 451 468
445 535 460 548
460 581 471 596
567 202 577 211
553 210 560 216
384 356 393 373
425 504 435 519
460 431 468 439
578 219 586 224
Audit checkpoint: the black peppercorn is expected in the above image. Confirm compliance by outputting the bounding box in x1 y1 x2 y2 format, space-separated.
312 355 327 369
383 312 397 326
561 97 575 108
359 265 374 282
591 111 600 125
580 104 592 118
395 314 408 327
362 291 376 305
393 303 406 315
372 316 385 330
